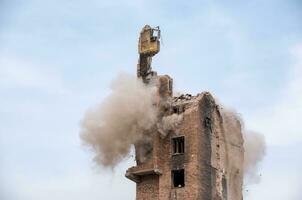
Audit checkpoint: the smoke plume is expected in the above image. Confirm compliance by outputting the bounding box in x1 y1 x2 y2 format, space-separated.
157 114 183 138
81 73 266 181
243 130 266 184
80 73 158 167
80 73 181 167
221 109 266 185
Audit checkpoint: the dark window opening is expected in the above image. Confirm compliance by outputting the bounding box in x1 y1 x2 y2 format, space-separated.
172 137 184 154
173 107 178 114
173 106 184 114
172 169 185 188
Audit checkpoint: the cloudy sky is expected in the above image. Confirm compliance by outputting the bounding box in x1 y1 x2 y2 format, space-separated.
0 0 302 199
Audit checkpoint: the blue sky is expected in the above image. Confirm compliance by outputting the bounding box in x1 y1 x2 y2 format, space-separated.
0 0 302 199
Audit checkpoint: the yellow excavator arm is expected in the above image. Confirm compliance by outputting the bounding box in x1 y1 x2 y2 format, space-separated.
137 25 161 82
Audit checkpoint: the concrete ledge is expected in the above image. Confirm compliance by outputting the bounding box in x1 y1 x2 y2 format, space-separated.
125 167 162 183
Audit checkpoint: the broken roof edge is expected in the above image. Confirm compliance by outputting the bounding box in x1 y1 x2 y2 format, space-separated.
173 91 219 105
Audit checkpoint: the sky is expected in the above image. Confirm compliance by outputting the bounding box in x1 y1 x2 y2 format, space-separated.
0 0 302 199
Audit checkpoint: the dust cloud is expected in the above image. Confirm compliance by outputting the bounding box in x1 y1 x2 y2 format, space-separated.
243 130 266 184
221 109 266 185
80 73 158 167
157 114 183 138
81 74 266 178
80 73 180 167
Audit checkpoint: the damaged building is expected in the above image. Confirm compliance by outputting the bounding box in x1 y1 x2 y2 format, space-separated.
125 25 244 200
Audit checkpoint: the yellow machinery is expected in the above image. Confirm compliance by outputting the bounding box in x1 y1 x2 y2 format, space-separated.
137 25 161 82
138 25 160 55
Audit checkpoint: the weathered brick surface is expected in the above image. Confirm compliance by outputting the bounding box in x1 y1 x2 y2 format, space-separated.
126 91 244 200
128 25 243 199
137 175 159 200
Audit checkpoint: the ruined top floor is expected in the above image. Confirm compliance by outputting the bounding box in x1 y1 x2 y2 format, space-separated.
126 25 244 200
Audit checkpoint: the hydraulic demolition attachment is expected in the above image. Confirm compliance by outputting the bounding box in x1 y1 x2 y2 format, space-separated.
137 25 161 83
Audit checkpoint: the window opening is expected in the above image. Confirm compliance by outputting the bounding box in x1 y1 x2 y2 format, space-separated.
172 137 184 154
172 169 185 188
173 107 179 114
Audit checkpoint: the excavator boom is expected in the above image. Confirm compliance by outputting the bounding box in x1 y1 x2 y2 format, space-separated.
137 25 161 82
